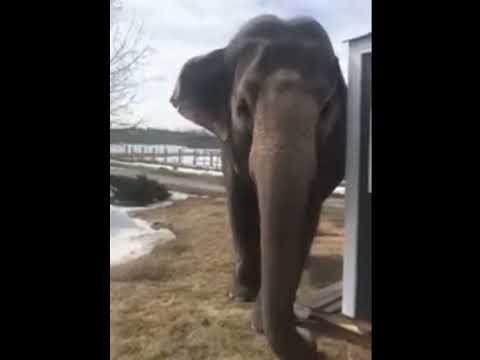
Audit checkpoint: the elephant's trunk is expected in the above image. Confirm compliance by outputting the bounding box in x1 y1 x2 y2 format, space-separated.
252 147 318 358
249 89 320 359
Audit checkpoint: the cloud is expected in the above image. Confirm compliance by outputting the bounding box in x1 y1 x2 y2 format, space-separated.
152 74 167 81
119 0 371 131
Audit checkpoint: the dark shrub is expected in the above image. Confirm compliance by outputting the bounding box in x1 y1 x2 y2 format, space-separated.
110 174 171 206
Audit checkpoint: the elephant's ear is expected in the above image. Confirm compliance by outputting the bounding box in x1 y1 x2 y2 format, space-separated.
170 49 232 142
313 56 347 145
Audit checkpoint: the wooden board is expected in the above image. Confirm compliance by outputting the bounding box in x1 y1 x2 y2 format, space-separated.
297 281 343 310
295 281 371 349
295 282 342 320
309 312 371 336
305 316 371 349
323 298 342 313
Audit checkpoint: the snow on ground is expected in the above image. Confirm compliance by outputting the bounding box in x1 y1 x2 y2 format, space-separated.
170 192 191 201
110 206 175 266
110 159 169 170
111 159 345 194
169 166 223 177
110 159 223 176
157 191 196 207
111 191 196 211
110 191 196 266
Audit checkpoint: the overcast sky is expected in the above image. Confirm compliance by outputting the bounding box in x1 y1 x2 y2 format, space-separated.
120 0 371 131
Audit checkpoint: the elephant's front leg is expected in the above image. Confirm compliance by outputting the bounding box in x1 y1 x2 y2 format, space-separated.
224 162 260 302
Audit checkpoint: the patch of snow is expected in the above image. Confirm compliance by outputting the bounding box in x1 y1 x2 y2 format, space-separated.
175 167 223 177
110 159 166 170
111 191 192 211
110 159 223 176
169 191 193 201
155 200 174 208
110 190 196 265
110 206 175 266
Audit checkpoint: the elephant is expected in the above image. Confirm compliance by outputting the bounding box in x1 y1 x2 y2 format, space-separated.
170 14 347 360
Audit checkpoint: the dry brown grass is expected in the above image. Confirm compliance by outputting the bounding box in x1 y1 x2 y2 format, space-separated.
110 197 369 360
111 257 170 283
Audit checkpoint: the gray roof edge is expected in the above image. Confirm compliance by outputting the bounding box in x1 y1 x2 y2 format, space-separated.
342 32 371 44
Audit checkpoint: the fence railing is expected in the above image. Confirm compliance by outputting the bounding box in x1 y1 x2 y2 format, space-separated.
110 144 347 188
110 144 223 171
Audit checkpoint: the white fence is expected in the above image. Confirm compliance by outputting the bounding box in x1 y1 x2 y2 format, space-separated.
110 144 223 171
110 144 346 190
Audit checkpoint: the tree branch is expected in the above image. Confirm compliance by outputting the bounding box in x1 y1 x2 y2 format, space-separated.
110 0 151 129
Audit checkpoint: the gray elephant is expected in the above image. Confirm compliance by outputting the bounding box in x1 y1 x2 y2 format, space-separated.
170 15 346 360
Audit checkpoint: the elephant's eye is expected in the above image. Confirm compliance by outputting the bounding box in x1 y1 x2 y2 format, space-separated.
236 98 251 120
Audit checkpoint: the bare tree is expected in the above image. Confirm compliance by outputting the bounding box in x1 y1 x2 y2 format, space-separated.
110 0 151 128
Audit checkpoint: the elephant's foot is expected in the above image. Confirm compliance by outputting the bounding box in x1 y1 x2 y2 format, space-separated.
251 301 264 333
266 326 319 360
296 327 321 357
229 261 260 302
251 317 315 336
251 304 321 359
228 283 258 302
298 327 330 360
251 304 306 335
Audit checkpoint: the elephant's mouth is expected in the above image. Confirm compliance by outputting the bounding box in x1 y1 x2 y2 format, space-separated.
170 98 194 120
178 104 196 121
170 98 213 129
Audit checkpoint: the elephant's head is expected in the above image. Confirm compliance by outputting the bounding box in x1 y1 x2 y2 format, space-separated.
170 15 345 193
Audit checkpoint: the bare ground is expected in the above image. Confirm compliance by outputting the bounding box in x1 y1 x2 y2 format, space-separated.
110 197 370 360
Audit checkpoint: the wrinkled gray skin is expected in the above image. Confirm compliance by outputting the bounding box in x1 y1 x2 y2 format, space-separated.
170 15 346 360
